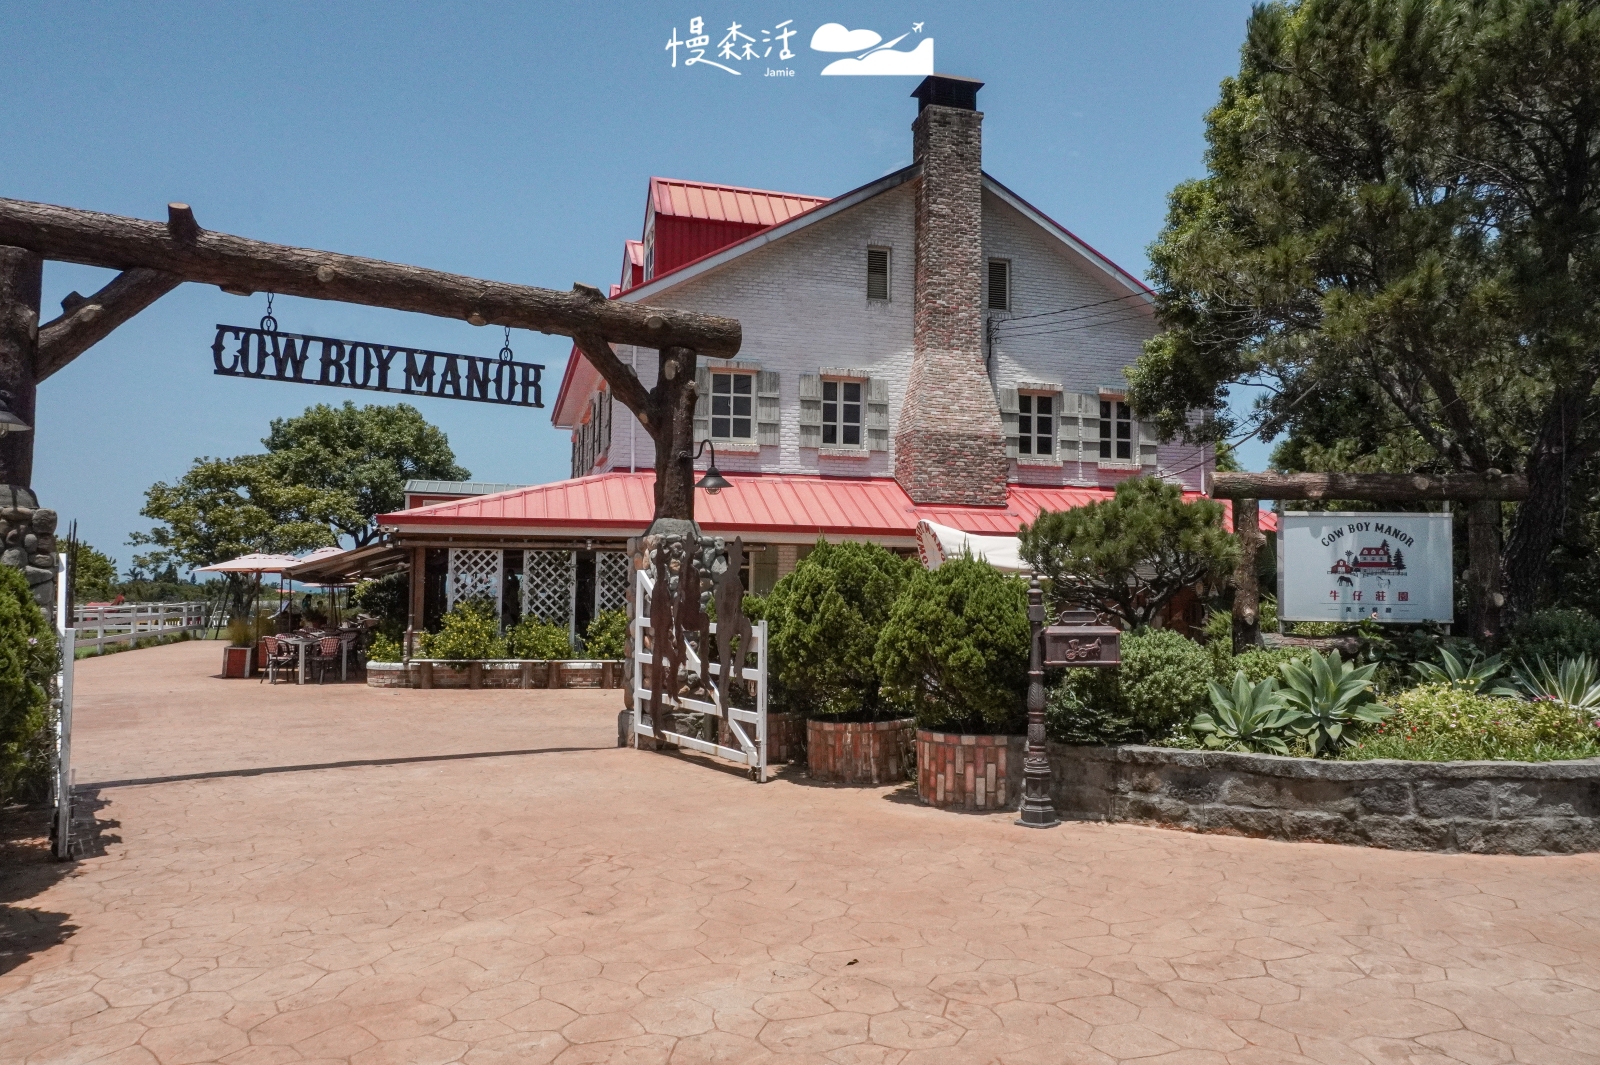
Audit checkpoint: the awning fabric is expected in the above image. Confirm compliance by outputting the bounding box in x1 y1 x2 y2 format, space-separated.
915 521 1029 574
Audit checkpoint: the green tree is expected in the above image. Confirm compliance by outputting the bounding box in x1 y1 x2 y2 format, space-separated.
1019 477 1238 629
874 558 1031 733
263 402 469 545
71 541 118 602
1127 0 1600 619
766 539 916 718
0 565 58 807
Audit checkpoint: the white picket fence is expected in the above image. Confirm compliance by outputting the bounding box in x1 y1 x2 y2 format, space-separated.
73 601 217 652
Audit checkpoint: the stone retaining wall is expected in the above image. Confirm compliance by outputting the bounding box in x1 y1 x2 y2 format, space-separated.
366 660 622 690
1048 744 1600 855
917 730 1025 811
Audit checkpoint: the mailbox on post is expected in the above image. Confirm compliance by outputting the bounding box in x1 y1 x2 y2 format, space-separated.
1041 610 1122 669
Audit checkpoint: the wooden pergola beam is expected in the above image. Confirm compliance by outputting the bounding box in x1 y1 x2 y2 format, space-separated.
0 198 742 357
1212 471 1529 502
35 266 182 381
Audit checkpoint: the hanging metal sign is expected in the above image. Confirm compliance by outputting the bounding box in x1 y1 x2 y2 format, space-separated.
211 324 544 408
1278 511 1454 623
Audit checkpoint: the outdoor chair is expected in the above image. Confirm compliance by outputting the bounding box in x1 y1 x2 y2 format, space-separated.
309 636 342 683
260 636 299 685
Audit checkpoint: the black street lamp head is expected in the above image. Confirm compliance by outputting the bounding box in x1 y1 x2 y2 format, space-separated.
695 464 732 495
0 391 30 436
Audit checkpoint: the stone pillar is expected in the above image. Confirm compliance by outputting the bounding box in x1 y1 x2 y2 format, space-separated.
894 75 1009 506
0 487 59 618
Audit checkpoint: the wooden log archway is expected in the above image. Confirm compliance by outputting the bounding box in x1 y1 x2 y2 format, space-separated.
1211 472 1530 651
0 197 741 524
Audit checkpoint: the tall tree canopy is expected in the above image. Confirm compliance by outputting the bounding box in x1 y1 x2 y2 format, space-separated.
1128 0 1600 617
131 402 469 572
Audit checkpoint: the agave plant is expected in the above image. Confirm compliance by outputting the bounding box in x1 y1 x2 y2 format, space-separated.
1413 648 1519 697
1277 649 1392 757
1192 672 1300 755
1513 654 1600 712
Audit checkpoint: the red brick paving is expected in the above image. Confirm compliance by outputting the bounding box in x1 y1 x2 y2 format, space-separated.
2 640 1599 1064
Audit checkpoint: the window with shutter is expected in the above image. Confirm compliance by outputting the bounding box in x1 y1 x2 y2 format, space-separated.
987 259 1010 310
1099 398 1136 463
821 379 863 447
710 372 755 441
1017 393 1055 457
866 247 890 301
999 386 1020 458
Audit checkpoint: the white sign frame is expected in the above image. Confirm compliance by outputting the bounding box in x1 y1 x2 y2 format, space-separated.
1277 511 1454 624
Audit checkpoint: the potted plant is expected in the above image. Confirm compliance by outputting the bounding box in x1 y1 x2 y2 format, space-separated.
222 616 254 678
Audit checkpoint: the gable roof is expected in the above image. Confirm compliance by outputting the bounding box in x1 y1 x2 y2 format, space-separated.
648 177 829 227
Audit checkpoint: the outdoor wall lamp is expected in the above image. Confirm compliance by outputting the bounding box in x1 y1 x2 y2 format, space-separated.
688 439 732 494
0 391 31 436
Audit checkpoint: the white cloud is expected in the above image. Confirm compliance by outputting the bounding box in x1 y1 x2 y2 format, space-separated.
821 37 934 76
809 23 883 52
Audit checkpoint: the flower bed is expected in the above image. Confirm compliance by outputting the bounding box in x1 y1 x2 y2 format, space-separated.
366 659 623 689
1047 743 1600 855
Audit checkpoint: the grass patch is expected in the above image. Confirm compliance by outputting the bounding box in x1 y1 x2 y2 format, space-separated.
74 630 204 659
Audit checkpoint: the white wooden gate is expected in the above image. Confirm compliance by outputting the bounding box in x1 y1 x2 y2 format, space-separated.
631 566 769 781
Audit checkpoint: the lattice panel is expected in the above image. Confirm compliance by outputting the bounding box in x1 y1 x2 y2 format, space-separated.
595 551 631 615
447 548 503 615
523 549 575 628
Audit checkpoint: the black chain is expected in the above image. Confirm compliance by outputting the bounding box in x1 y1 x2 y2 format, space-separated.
260 293 278 333
499 326 514 363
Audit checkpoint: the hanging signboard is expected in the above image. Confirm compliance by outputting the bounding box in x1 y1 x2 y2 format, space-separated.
1278 511 1454 623
211 324 544 408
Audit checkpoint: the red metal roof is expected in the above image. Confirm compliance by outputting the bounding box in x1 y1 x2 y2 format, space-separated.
649 177 828 227
380 472 1274 538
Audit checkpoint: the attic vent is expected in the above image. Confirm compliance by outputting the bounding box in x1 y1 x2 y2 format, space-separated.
866 247 890 301
987 259 1010 310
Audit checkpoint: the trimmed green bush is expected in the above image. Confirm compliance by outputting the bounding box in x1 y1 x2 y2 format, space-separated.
874 558 1030 733
1509 608 1600 664
1046 676 1138 745
766 539 915 719
1343 682 1600 763
418 600 506 662
506 615 573 660
0 566 58 808
366 632 403 663
1231 647 1305 684
581 609 628 660
1118 629 1215 737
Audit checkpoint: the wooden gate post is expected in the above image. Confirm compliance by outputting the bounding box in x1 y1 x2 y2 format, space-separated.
1466 499 1505 648
405 546 425 658
1231 498 1263 653
0 246 41 487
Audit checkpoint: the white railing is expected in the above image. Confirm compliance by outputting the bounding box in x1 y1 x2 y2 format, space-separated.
72 601 217 652
632 567 769 781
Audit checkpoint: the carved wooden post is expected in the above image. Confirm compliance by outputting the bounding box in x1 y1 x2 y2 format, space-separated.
653 345 700 524
1231 498 1263 653
0 246 40 486
1466 500 1504 647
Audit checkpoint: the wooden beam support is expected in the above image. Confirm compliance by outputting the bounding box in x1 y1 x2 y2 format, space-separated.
1211 471 1529 502
34 266 182 381
1466 500 1506 647
1231 499 1264 653
0 197 742 356
0 246 42 487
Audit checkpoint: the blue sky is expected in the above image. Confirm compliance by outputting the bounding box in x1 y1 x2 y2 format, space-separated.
1 1 1261 569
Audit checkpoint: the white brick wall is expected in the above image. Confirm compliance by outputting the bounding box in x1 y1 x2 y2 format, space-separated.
582 179 1210 492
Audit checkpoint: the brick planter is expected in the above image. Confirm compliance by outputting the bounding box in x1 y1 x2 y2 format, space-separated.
806 718 914 784
718 711 806 764
1049 744 1600 855
917 730 1025 811
364 660 623 689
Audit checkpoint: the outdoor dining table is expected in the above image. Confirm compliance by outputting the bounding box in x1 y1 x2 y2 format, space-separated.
277 631 361 684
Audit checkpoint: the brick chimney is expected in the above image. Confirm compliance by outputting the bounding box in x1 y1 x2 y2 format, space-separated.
894 74 1009 506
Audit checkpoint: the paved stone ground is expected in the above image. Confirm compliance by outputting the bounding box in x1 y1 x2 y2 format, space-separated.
3 640 1600 1065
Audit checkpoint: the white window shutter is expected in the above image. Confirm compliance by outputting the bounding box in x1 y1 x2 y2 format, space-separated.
1056 393 1081 463
798 373 823 448
694 366 711 442
865 377 889 451
998 386 1020 459
756 370 781 446
1138 416 1160 467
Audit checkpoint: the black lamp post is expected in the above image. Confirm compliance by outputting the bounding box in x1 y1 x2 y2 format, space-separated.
689 440 731 494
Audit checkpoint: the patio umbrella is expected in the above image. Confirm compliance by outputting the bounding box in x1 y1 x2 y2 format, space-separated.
195 553 302 633
294 546 354 625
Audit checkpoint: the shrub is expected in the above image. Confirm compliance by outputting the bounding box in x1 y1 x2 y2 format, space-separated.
1046 674 1138 745
1509 609 1600 664
1231 647 1305 684
366 632 403 663
874 558 1029 733
582 609 628 659
351 573 409 639
0 566 58 808
1118 629 1215 737
1277 649 1391 757
1020 477 1237 630
506 615 573 660
1343 682 1600 763
767 539 915 719
418 600 506 662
